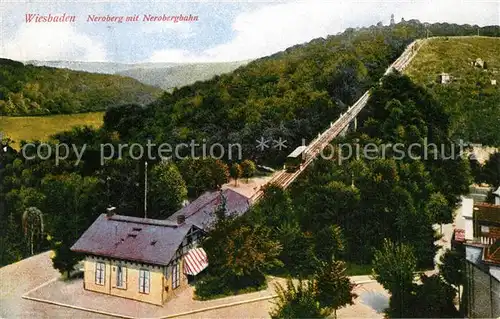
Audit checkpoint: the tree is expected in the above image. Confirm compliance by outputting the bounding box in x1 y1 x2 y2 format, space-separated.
230 163 242 186
372 239 416 317
276 222 318 278
198 199 282 297
299 181 360 233
149 161 188 219
314 259 357 318
250 185 295 229
103 103 147 139
209 159 229 189
426 192 453 234
270 278 327 319
41 173 105 275
408 274 460 318
22 207 44 256
439 249 465 306
240 159 256 181
314 225 345 262
469 157 484 185
483 152 500 188
222 222 282 278
50 238 82 278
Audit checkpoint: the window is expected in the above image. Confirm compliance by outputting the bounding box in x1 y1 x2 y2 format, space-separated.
95 262 105 285
139 269 150 294
186 228 200 247
116 265 126 288
172 261 180 289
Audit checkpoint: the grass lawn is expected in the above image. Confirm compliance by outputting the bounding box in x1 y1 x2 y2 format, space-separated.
345 262 372 276
0 112 104 149
405 36 500 145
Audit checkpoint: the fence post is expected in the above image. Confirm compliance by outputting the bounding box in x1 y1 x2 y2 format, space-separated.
490 275 494 319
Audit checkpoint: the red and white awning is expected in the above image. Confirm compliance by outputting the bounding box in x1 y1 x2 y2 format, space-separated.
183 248 208 276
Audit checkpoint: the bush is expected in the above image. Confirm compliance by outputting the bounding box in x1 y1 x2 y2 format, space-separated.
194 272 267 300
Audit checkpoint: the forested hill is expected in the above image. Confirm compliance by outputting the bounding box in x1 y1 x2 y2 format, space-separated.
111 21 499 164
0 59 162 116
405 37 500 146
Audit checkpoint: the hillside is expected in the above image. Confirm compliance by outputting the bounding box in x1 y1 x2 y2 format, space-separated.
26 60 147 74
109 22 500 164
1 20 498 270
405 37 500 146
0 59 162 116
28 60 249 90
117 61 249 90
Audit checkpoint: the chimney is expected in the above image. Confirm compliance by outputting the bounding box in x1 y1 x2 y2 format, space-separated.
177 214 186 225
106 206 116 218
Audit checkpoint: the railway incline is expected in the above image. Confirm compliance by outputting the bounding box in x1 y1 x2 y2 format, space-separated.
250 38 426 203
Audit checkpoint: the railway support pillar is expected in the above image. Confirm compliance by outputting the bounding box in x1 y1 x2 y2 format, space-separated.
340 124 349 137
354 116 357 131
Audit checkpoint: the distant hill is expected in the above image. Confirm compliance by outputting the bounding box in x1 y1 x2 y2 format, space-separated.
0 58 162 116
26 60 177 75
405 36 500 146
116 61 249 90
27 60 250 90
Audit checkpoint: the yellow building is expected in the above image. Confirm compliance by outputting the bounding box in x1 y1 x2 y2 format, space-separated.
71 213 207 305
71 189 251 305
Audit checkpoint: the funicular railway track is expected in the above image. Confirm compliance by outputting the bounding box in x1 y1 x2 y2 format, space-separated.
250 39 425 203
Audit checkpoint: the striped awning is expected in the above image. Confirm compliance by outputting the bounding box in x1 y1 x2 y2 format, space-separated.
183 248 208 276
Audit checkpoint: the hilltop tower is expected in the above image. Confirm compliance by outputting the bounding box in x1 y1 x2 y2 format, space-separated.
390 14 395 26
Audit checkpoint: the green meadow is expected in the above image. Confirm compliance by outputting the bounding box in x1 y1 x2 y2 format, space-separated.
0 112 104 149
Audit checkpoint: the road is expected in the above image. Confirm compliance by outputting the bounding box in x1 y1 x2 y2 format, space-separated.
1 251 389 319
0 251 112 319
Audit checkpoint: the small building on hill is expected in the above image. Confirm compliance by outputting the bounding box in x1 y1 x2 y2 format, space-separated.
474 58 486 69
438 72 452 84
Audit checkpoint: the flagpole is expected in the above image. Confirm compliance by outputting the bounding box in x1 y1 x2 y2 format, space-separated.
144 161 148 219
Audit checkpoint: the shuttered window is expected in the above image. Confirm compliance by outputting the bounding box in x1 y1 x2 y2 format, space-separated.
172 261 180 289
116 265 126 288
95 262 105 285
139 269 150 294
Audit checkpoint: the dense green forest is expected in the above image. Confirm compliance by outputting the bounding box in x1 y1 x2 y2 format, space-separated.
0 59 162 115
193 73 470 318
0 20 497 272
107 21 500 164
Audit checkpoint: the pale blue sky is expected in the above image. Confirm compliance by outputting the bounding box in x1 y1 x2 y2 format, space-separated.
0 0 498 63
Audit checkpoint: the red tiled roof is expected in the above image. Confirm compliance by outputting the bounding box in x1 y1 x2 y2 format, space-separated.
71 214 192 266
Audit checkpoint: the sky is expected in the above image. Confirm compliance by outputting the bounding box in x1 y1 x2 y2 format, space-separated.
0 0 499 63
